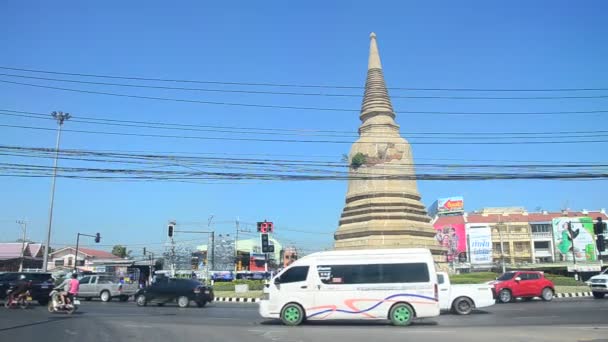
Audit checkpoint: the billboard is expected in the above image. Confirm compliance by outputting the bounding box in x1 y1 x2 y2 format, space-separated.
437 196 464 214
553 217 596 262
467 225 493 265
434 223 466 263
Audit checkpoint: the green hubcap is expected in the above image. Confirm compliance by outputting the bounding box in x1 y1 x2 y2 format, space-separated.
393 306 411 323
284 307 301 323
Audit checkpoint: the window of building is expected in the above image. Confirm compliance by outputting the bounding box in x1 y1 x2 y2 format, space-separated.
278 266 309 283
76 260 85 266
514 242 527 252
534 241 550 249
316 263 429 285
67 257 73 266
54 260 64 266
531 224 551 233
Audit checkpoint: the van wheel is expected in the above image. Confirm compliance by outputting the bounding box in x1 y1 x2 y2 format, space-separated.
452 297 474 315
100 291 111 302
541 288 554 301
389 303 414 326
281 303 305 326
498 289 513 303
177 296 190 308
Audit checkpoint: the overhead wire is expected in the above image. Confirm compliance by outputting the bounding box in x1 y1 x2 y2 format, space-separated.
1 65 607 92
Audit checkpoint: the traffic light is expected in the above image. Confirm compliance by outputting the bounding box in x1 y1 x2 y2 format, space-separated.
94 233 101 243
257 221 274 233
261 233 274 253
143 247 147 255
168 224 174 237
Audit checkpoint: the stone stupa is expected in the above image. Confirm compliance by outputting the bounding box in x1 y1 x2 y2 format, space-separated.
334 33 444 260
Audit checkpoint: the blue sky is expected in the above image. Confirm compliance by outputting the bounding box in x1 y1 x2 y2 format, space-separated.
0 1 607 254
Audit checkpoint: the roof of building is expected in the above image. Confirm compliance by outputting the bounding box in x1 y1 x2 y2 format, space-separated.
50 246 119 259
0 243 27 259
434 215 466 226
438 209 608 224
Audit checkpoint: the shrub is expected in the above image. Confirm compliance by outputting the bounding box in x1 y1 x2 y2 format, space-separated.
350 153 367 169
211 279 265 291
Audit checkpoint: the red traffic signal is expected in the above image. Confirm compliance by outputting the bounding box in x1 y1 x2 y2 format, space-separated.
257 221 274 233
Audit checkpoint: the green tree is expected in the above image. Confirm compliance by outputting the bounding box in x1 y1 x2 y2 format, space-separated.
350 152 367 169
111 245 130 258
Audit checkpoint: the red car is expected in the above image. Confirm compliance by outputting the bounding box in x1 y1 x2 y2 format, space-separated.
491 271 555 303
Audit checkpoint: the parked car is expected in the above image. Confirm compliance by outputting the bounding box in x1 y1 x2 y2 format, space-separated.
78 275 139 302
135 278 214 308
490 271 555 303
437 272 495 315
586 268 608 299
0 272 54 306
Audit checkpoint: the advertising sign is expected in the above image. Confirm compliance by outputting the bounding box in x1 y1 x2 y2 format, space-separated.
434 223 466 263
437 196 464 214
467 225 493 265
553 217 596 262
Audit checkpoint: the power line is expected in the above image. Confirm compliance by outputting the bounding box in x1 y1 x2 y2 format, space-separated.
3 79 608 115
2 123 608 145
2 72 608 99
2 109 608 137
1 65 607 92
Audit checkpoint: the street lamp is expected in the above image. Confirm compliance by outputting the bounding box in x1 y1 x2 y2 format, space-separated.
42 111 71 272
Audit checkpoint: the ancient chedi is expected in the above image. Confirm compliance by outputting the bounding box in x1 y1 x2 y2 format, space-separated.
334 33 444 259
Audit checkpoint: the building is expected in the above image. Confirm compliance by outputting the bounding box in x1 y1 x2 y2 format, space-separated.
196 236 282 272
432 207 608 267
0 242 44 271
47 246 121 272
334 33 443 260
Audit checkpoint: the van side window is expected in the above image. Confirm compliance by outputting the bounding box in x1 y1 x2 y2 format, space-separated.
317 263 429 284
437 274 445 284
279 266 309 283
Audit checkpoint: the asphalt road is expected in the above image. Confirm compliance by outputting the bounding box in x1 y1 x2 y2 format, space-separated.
1 298 607 342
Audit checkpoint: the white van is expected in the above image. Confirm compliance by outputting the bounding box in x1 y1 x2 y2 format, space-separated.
259 248 439 326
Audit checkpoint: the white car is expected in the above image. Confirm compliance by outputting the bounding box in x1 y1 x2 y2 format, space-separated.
437 272 495 315
587 268 608 299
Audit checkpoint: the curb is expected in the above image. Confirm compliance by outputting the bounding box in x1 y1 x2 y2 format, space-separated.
555 292 593 298
214 297 259 303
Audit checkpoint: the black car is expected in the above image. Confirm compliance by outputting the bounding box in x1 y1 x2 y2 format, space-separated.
0 272 55 305
135 278 214 308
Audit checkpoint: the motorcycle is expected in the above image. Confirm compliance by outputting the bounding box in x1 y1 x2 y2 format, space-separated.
4 289 31 309
48 290 79 314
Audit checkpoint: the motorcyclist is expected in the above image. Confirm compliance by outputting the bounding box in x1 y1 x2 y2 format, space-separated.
66 273 80 305
7 275 32 306
56 274 72 305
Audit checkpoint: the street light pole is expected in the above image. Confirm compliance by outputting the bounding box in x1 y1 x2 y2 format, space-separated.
17 219 27 272
42 111 71 272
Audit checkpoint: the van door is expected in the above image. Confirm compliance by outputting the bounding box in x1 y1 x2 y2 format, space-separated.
273 266 313 315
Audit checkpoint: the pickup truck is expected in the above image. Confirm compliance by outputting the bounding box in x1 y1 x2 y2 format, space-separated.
587 268 608 299
77 275 138 302
437 272 495 315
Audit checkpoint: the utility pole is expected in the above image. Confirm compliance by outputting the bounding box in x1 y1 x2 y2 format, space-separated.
208 215 215 272
497 222 506 274
16 219 27 272
234 217 239 273
42 111 71 272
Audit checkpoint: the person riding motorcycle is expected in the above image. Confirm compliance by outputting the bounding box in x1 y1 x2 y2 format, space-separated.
66 273 80 304
7 275 32 306
56 274 74 305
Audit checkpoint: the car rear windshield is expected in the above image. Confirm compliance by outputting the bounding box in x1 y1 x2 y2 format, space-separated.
497 272 516 281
